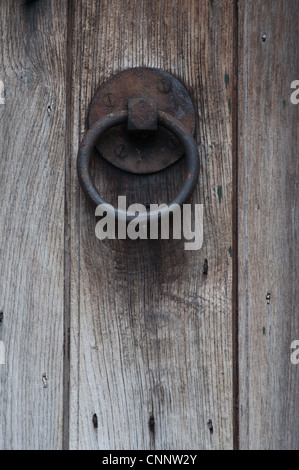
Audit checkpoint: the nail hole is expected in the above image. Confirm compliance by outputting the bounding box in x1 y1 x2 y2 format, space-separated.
203 259 208 276
149 414 155 433
93 413 98 429
207 419 214 435
262 33 267 42
42 373 48 389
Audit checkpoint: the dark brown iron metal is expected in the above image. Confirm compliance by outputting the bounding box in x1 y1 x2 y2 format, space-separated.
127 98 158 132
88 67 196 174
78 110 200 223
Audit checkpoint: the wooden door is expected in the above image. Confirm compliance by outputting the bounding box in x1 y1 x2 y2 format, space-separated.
0 0 298 450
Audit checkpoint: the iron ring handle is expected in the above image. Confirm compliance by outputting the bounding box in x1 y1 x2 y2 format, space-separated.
77 110 200 223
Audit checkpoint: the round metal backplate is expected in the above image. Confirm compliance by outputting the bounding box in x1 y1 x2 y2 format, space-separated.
88 67 196 174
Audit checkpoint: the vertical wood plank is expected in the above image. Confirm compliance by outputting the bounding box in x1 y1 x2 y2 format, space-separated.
69 0 234 450
0 0 67 449
238 0 299 449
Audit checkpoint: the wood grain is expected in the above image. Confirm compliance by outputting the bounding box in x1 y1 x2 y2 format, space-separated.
1 0 297 451
238 0 299 450
0 0 67 450
69 0 234 450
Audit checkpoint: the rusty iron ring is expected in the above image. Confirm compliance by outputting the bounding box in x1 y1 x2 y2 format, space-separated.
77 110 200 223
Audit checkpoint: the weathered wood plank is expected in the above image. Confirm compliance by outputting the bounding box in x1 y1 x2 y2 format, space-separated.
238 0 299 450
0 0 67 449
69 0 234 450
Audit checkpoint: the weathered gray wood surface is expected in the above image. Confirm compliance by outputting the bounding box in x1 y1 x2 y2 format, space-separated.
68 0 234 450
0 0 67 449
1 0 299 451
238 0 299 450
